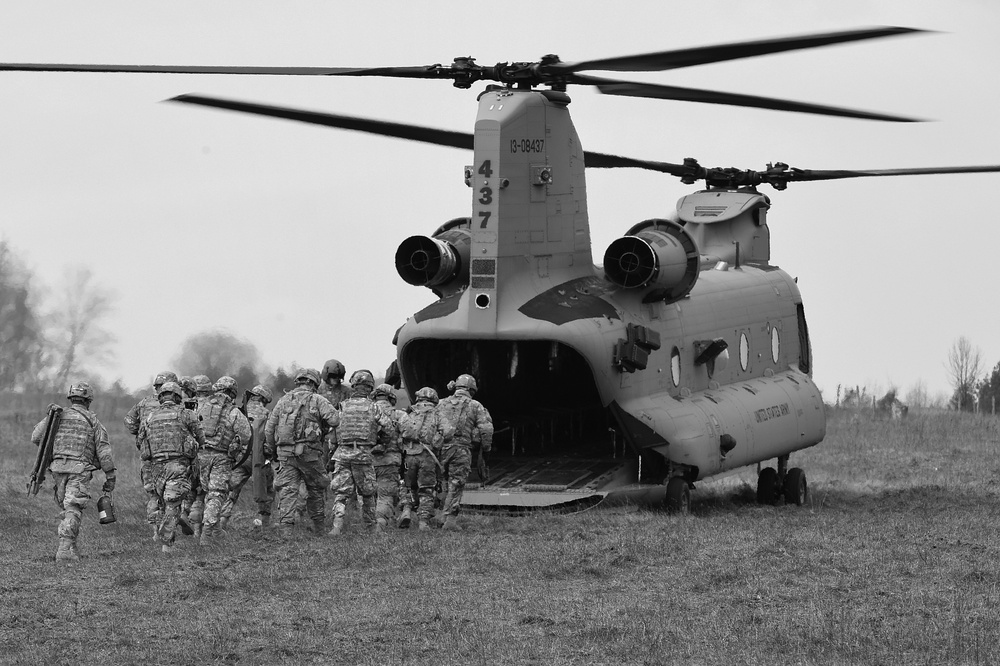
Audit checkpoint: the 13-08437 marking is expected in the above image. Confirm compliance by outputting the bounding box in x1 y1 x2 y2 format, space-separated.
510 139 544 153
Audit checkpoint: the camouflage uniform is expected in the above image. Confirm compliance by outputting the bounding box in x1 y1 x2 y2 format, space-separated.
220 393 273 525
264 370 340 532
124 372 177 529
399 388 454 530
31 385 116 562
189 378 252 543
328 370 392 535
318 381 351 409
436 375 494 529
137 383 207 551
371 385 405 530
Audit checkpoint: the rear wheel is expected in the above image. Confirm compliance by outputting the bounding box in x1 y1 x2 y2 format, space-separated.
664 477 691 514
783 467 808 506
756 467 780 505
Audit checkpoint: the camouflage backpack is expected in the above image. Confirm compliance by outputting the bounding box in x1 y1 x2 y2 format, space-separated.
197 393 234 450
399 406 439 446
274 392 310 445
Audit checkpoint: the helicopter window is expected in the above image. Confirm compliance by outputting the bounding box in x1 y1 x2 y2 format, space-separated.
670 347 681 386
771 327 780 364
739 333 750 372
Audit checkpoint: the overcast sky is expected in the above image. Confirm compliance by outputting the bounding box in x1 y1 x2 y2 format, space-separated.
2 1 998 400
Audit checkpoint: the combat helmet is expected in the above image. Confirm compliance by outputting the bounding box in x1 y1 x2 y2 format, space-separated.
214 376 238 397
250 384 273 405
371 383 397 406
193 375 213 395
295 368 322 388
157 381 183 403
322 359 346 383
67 382 94 402
451 374 478 395
153 371 179 389
414 386 439 405
349 369 375 391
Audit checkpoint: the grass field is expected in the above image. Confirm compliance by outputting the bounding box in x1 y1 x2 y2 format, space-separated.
1 408 999 665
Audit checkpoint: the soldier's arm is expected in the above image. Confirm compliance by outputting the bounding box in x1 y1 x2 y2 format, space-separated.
30 420 46 446
230 409 252 459
474 402 495 451
264 405 278 456
94 420 116 474
185 412 208 452
123 402 141 436
431 414 446 448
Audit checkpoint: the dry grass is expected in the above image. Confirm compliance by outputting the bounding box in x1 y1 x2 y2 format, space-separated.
1 408 999 665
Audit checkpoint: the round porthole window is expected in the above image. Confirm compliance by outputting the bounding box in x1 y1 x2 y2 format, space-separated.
739 332 749 372
771 327 780 364
670 347 681 386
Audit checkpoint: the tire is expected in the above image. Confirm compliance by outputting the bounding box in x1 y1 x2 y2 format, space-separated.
664 477 691 514
757 467 780 505
783 467 807 506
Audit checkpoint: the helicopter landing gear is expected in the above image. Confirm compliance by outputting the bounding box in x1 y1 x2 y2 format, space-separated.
664 477 691 514
757 455 807 506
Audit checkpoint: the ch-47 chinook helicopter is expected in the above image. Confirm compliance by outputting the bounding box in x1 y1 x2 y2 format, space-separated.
6 27 1000 513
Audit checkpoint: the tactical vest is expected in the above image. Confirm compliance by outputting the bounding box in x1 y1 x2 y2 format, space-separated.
338 397 378 444
145 405 191 461
52 407 95 463
274 391 313 445
400 403 439 455
197 393 234 452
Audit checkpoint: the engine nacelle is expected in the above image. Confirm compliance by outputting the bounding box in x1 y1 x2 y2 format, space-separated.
395 218 471 295
603 219 700 303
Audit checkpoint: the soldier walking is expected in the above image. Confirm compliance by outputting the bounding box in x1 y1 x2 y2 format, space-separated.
31 382 117 562
318 359 351 407
189 376 251 545
436 374 494 530
328 369 392 536
264 369 340 535
219 384 274 528
398 387 454 531
136 381 207 553
370 383 404 531
124 371 177 538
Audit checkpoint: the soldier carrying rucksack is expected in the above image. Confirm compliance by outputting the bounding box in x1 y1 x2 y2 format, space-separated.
398 387 455 531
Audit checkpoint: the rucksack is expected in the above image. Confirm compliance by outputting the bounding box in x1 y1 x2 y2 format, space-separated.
274 393 309 445
197 393 233 449
400 407 438 446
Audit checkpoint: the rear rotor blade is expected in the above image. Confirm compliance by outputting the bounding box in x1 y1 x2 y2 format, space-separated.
578 75 920 122
555 26 926 74
168 94 683 173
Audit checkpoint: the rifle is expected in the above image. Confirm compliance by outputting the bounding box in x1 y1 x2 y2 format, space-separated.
472 443 490 485
27 404 63 496
421 444 444 472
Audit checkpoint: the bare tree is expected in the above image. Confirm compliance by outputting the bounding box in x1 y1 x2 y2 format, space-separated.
0 240 46 390
904 379 928 410
946 336 983 412
46 266 117 389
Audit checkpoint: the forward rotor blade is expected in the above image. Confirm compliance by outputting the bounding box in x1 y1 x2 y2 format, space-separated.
785 164 1000 182
556 26 926 74
0 63 444 77
577 74 920 121
168 93 680 173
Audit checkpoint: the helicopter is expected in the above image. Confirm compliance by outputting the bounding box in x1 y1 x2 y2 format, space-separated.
5 27 1000 513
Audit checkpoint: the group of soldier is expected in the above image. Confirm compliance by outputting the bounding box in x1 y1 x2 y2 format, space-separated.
31 359 494 562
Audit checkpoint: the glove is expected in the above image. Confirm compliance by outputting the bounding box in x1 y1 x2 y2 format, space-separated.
102 472 116 494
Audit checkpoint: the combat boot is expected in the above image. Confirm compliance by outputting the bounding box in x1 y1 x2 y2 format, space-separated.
176 515 195 536
55 537 79 563
199 524 214 547
161 543 174 555
397 506 412 529
219 516 230 531
328 517 344 537
312 519 327 536
417 518 431 531
192 523 203 539
150 525 160 541
442 515 462 531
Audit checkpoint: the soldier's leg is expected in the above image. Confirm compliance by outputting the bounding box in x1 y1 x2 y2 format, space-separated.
356 463 378 529
374 464 399 529
159 462 192 551
301 458 328 532
220 464 251 525
441 447 472 525
188 453 210 535
273 459 302 528
140 461 162 538
255 464 276 526
202 454 232 534
416 455 439 530
329 462 356 535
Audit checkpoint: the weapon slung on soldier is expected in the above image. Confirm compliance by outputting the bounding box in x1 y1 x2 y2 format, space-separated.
422 444 444 472
234 390 255 468
28 404 63 496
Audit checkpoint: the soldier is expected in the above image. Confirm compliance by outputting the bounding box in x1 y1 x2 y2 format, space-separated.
370 383 404 531
436 374 494 530
318 359 351 407
192 374 213 399
328 369 392 536
264 369 340 534
31 382 116 562
178 374 207 534
137 381 207 553
189 376 251 545
219 384 274 528
124 371 178 538
398 387 453 531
